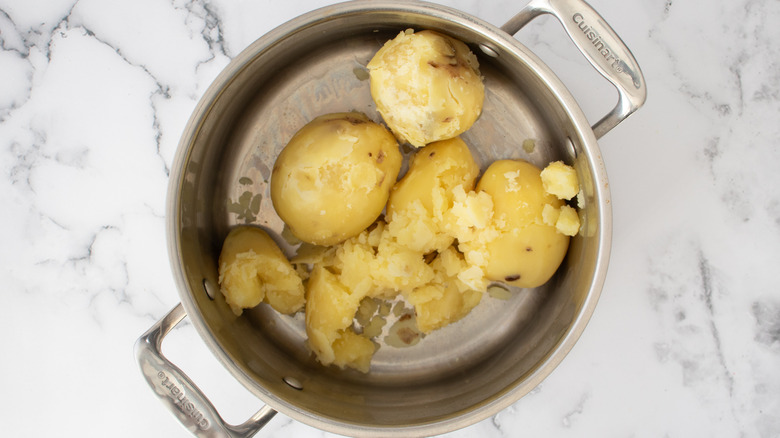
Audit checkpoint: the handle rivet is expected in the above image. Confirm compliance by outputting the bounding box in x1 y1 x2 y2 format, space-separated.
283 376 303 390
479 43 499 58
565 137 578 159
202 278 217 300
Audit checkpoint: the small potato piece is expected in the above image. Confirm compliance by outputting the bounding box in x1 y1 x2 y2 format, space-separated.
368 29 484 147
306 265 374 372
555 204 581 236
477 160 570 288
218 226 305 315
540 160 579 200
271 112 402 246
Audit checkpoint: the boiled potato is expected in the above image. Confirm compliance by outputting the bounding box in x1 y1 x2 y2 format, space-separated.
477 160 570 288
367 29 484 147
387 137 479 216
218 226 305 316
305 265 375 373
271 112 402 246
385 137 479 253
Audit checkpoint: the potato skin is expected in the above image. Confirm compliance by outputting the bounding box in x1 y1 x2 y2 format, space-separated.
368 29 484 147
476 160 570 288
270 112 402 246
218 226 305 315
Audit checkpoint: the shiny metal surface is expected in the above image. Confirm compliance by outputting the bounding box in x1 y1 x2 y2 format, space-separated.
146 0 645 436
135 304 277 437
501 0 647 138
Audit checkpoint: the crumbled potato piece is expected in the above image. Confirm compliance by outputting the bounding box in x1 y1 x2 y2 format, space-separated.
404 247 483 333
271 112 402 245
371 236 436 292
541 203 561 227
556 205 581 236
540 160 579 200
218 227 305 316
442 185 499 270
368 29 484 147
305 265 374 372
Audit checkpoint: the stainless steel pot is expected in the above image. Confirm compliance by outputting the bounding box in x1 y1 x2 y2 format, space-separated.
135 0 646 436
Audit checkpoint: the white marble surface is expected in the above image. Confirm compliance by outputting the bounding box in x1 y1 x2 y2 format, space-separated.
1 0 779 436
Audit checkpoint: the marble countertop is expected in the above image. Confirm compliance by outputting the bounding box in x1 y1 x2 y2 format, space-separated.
1 0 778 436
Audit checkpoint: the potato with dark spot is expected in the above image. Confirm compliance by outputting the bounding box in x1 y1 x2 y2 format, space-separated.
367 29 484 147
477 160 570 288
385 137 480 254
271 112 402 245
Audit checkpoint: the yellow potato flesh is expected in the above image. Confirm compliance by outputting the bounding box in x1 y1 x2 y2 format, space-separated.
305 265 374 373
270 112 401 246
218 226 305 315
386 137 480 254
405 247 482 334
540 160 579 200
368 29 484 147
476 160 570 288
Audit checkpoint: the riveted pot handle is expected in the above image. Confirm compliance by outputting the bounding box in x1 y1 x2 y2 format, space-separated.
501 0 646 139
134 304 277 438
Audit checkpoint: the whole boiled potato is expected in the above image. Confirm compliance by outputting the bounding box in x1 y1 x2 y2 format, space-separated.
477 160 570 288
218 226 305 315
367 29 484 147
271 112 402 246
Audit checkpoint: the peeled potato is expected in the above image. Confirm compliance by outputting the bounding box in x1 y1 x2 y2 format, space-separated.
271 112 402 246
477 160 570 288
218 226 305 315
368 29 484 147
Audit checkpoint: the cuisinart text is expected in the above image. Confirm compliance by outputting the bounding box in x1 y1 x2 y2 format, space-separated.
158 371 210 430
572 13 624 73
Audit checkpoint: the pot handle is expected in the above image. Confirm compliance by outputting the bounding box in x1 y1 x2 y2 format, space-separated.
499 0 646 139
134 303 277 438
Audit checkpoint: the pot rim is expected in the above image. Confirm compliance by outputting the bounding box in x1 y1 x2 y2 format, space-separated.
166 1 611 436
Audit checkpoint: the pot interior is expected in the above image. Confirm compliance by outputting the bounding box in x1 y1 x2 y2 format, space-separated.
170 1 608 434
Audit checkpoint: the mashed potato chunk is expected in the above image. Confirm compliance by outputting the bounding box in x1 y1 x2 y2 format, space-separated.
218 226 305 316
